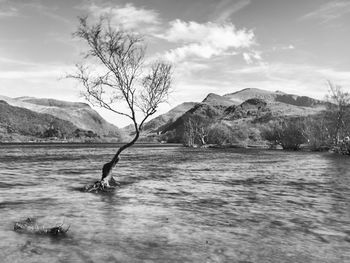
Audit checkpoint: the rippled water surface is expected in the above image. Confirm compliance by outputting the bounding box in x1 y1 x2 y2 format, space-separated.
0 144 349 263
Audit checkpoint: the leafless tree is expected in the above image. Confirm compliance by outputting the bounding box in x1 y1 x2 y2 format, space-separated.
69 16 172 191
326 81 350 144
183 115 210 147
183 118 196 147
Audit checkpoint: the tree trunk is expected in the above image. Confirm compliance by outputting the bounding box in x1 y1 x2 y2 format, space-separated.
85 129 140 192
101 130 140 186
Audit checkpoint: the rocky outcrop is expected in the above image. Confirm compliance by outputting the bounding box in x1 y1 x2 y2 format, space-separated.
223 98 269 120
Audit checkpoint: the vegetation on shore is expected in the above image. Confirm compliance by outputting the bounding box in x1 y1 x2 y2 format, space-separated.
261 82 350 154
157 82 350 155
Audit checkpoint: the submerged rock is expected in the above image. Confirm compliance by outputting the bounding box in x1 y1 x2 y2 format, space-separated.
14 218 69 236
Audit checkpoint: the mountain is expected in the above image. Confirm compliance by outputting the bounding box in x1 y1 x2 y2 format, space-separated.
0 100 80 141
158 88 326 132
223 88 327 118
202 93 234 107
142 102 196 133
123 102 196 135
152 88 329 144
225 88 326 108
224 88 284 104
0 95 124 142
0 95 121 138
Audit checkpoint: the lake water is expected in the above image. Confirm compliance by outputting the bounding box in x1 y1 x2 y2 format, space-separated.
0 144 349 263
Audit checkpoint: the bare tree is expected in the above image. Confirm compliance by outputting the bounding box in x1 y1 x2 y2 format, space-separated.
183 118 196 147
183 115 210 147
70 17 172 191
326 81 350 144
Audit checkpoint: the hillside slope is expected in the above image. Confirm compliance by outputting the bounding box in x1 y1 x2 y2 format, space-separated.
143 102 196 133
0 95 121 137
0 100 80 141
123 102 196 135
159 88 328 144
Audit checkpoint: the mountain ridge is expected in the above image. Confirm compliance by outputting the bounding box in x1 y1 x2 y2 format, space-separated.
130 88 329 143
0 95 121 138
1 88 329 143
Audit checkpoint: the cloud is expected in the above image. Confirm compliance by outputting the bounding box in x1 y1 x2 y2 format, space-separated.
0 56 74 79
0 6 18 18
243 51 262 64
0 56 41 67
282 44 295 50
0 65 73 79
25 2 71 24
158 20 255 63
226 62 350 98
87 2 160 32
214 0 251 22
300 1 350 23
0 1 71 23
272 44 295 51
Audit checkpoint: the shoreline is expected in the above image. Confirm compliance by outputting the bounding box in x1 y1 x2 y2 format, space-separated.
0 142 183 148
1 142 348 155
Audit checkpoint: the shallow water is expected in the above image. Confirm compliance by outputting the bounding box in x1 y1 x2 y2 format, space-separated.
0 144 349 263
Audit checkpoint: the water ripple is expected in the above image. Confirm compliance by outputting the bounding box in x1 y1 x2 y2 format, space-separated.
0 145 349 262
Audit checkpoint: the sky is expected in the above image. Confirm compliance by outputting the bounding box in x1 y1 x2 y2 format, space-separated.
0 0 349 127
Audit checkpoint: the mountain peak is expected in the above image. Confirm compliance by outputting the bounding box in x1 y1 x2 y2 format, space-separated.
225 88 276 97
202 93 233 107
224 88 277 104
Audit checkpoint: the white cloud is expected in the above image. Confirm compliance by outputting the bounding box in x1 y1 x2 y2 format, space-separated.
272 44 296 52
0 63 74 80
243 51 262 64
158 20 255 63
87 3 160 32
226 63 350 99
300 1 350 23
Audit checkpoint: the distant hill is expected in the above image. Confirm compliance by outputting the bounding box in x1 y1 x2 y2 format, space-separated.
159 102 225 142
0 100 80 141
223 88 327 117
0 95 121 138
224 88 326 108
224 88 283 104
0 95 124 142
202 93 234 107
151 88 329 144
143 102 196 133
123 102 196 134
2 88 328 143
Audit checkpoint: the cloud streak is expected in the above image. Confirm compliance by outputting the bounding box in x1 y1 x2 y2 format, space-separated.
300 0 350 23
214 0 251 22
0 5 18 18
